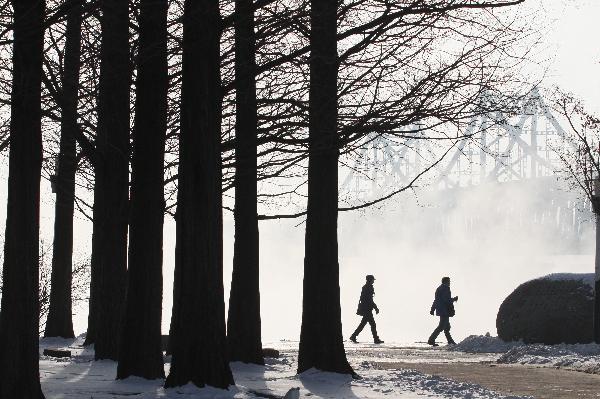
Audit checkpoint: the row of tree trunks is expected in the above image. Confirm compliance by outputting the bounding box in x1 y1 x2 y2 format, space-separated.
0 0 46 398
165 0 233 388
44 0 83 340
88 0 130 360
227 0 263 365
54 0 351 384
117 0 169 380
298 0 354 375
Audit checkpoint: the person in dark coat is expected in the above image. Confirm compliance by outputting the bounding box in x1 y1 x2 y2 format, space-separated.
350 275 383 344
428 276 458 346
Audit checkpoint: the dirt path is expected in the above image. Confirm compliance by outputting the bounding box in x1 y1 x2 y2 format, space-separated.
374 361 600 399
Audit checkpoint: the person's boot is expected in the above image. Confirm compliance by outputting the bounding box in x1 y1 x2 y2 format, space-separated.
446 333 456 345
374 337 384 344
427 339 439 347
349 335 357 343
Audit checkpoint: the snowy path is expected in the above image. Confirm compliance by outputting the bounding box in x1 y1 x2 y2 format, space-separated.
40 337 530 399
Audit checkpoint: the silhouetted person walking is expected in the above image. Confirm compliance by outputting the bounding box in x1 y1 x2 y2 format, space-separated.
350 275 383 344
428 276 458 346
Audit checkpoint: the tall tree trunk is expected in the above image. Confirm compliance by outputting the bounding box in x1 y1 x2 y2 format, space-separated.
297 0 353 375
45 0 83 340
0 0 46 397
117 0 168 380
89 0 130 360
165 0 233 389
226 0 263 365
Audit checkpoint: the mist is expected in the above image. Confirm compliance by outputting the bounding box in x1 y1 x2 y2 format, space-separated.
336 179 593 343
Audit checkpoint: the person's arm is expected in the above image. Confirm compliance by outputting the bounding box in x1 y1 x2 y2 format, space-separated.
449 288 458 302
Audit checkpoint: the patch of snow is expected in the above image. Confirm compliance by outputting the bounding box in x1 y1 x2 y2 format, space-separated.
448 335 600 375
537 273 594 287
497 342 600 374
450 335 524 354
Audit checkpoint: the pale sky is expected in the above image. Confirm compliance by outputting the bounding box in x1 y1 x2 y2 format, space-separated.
536 0 600 110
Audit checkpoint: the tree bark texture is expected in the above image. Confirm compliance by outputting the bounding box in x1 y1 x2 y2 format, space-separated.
165 0 234 389
117 0 168 380
88 0 130 360
0 0 46 397
297 0 354 375
226 0 263 365
45 0 83 340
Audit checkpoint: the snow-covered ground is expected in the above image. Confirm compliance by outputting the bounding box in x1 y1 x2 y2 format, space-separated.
451 335 600 374
40 334 600 398
497 342 600 374
40 335 532 399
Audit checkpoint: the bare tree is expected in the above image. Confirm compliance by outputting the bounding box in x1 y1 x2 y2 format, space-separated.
226 0 263 365
165 0 234 389
215 0 533 220
0 0 46 397
45 0 83 340
293 0 530 376
89 0 130 360
551 90 600 343
118 0 169 380
297 0 354 375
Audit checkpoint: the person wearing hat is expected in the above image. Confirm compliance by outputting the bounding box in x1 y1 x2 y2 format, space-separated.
428 276 458 346
350 274 383 344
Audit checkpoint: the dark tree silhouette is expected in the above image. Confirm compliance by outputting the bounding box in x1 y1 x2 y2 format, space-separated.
117 0 168 380
0 0 46 397
297 0 353 375
165 0 233 389
88 0 130 360
226 0 263 365
45 0 83 339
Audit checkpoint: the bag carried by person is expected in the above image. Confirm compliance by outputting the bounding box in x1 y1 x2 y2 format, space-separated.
448 302 456 317
356 301 363 316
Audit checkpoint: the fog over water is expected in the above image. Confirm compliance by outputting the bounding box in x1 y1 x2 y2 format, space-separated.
237 179 594 343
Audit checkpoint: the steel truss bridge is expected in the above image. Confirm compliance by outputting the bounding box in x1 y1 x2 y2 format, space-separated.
340 89 593 243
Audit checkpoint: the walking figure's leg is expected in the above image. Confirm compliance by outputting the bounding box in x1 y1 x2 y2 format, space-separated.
367 314 383 343
443 318 455 344
367 314 378 340
350 316 368 342
428 317 445 345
